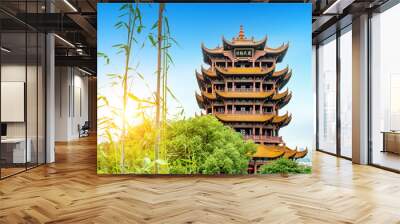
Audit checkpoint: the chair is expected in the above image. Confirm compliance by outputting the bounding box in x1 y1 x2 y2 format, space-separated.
79 121 90 138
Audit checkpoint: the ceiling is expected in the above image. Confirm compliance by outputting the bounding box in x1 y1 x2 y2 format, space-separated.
0 0 395 75
0 0 97 74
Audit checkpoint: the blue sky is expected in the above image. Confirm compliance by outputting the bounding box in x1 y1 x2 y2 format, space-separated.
98 3 313 149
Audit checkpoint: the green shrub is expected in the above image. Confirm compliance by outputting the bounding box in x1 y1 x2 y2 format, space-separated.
259 158 311 175
165 115 256 174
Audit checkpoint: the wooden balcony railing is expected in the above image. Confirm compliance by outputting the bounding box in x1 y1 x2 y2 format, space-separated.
226 88 262 92
225 110 263 114
243 135 283 143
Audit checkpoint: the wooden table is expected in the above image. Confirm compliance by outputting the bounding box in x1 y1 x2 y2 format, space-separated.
381 131 400 154
1 138 31 164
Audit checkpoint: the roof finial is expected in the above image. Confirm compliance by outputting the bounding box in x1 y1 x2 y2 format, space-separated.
238 25 245 40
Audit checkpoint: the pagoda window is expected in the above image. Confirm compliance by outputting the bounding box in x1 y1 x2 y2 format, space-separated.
227 105 233 113
263 84 273 91
207 108 212 114
215 84 224 91
227 82 233 91
215 107 224 113
261 62 268 67
255 105 261 114
263 106 273 113
264 106 273 113
216 62 225 67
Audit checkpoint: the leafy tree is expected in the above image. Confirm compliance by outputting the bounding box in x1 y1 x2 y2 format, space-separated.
258 158 312 175
165 115 256 174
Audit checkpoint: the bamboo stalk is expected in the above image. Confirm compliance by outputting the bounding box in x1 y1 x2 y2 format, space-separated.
154 3 165 174
121 3 138 173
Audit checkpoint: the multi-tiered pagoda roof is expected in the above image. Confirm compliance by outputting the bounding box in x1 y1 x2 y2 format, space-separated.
195 26 307 172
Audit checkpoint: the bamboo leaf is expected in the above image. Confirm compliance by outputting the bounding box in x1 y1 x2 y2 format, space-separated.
169 37 180 48
119 3 129 11
106 73 123 80
151 21 158 30
134 62 140 70
137 72 145 80
135 6 142 24
161 44 171 50
112 43 125 48
98 95 109 106
164 16 170 34
128 93 156 105
166 52 174 65
118 12 128 18
166 86 180 103
148 34 157 47
114 21 123 29
97 52 110 64
137 25 145 34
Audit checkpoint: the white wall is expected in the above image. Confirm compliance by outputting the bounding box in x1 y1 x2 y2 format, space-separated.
1 64 40 138
1 63 46 164
55 67 89 141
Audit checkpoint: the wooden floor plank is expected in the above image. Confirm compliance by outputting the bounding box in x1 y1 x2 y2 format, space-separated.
0 135 400 223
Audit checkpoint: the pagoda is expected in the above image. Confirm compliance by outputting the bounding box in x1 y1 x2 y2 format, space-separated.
195 26 307 173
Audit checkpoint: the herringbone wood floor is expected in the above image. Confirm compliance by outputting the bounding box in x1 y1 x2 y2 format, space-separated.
1 136 400 224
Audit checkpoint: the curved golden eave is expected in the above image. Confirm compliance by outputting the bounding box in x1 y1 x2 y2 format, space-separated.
222 35 267 48
215 90 274 99
201 66 217 78
195 93 205 109
277 92 292 109
253 144 285 159
201 43 224 54
253 144 307 159
215 114 274 123
294 149 308 159
282 114 292 126
272 89 289 101
283 149 297 159
280 70 292 81
277 71 292 90
195 92 203 102
196 71 204 82
265 43 289 54
272 112 290 123
216 64 275 76
272 66 289 77
201 91 216 100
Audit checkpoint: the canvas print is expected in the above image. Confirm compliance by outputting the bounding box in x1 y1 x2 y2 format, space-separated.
97 3 312 175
